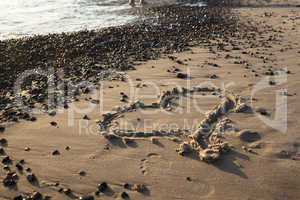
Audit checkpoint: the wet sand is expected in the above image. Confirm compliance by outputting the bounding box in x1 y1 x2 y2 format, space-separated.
1 1 300 200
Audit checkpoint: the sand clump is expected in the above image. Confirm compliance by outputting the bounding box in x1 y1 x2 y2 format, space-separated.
177 93 253 163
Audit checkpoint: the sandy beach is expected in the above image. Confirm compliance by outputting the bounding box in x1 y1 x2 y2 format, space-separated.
0 0 300 199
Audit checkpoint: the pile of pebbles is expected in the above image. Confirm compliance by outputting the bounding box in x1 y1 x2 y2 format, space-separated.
0 3 238 122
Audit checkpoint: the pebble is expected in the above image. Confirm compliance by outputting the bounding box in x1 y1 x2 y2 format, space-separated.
30 116 37 122
256 107 270 116
0 147 5 155
3 173 17 187
64 103 69 109
120 192 129 199
176 72 188 79
0 138 8 146
79 195 94 200
98 182 108 192
16 163 23 171
25 147 31 151
2 156 12 165
132 184 147 193
91 99 100 104
52 150 60 156
0 126 5 133
31 192 43 200
123 182 131 190
209 74 219 79
151 137 159 144
50 121 58 126
27 173 37 183
48 110 56 116
83 115 90 120
63 188 72 195
13 195 23 200
79 170 86 176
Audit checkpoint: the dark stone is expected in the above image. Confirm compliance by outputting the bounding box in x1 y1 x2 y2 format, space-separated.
79 195 94 200
98 182 108 192
256 108 270 116
0 138 8 146
79 170 86 176
0 126 5 133
16 163 24 171
176 73 188 79
27 173 37 183
52 150 60 156
2 156 12 165
0 147 5 155
31 192 43 200
83 115 90 120
30 116 37 122
63 188 72 195
121 192 129 199
50 121 57 126
3 174 17 187
13 195 23 200
123 183 131 190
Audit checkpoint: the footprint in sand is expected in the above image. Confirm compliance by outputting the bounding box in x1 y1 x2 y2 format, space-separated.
187 180 216 199
139 153 161 175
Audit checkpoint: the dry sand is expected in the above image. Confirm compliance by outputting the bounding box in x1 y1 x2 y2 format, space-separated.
1 2 300 200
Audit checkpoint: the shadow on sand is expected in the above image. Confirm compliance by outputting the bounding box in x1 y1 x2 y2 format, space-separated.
213 150 249 179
